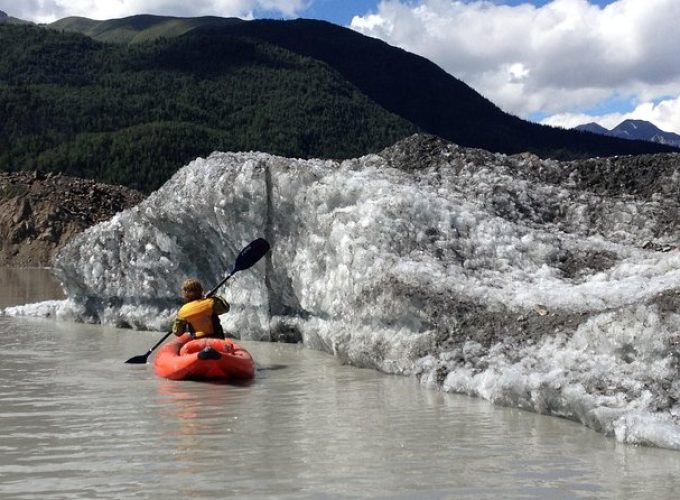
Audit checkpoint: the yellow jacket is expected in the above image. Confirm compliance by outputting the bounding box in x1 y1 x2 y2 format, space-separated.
173 296 229 338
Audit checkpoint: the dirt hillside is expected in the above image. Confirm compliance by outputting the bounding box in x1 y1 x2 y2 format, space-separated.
0 171 144 267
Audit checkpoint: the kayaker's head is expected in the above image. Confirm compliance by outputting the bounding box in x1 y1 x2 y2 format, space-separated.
181 278 204 302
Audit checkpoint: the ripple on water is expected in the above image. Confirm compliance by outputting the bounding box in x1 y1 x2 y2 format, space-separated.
2 285 680 498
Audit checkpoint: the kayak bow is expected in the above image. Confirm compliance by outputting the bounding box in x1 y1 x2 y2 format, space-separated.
153 334 255 381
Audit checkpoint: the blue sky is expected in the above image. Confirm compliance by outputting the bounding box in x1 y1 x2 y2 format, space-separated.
2 1 679 133
299 0 373 26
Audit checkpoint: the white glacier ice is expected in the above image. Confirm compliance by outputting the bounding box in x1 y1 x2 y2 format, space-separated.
5 134 680 449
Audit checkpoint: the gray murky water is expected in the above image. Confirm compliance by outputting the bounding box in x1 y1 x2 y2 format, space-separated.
1 269 680 499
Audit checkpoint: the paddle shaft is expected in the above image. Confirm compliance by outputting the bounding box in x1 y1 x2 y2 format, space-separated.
206 271 235 299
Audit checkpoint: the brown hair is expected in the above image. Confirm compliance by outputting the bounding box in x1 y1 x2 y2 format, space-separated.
181 278 204 301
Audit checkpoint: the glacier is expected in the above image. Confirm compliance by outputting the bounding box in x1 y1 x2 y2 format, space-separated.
6 134 680 449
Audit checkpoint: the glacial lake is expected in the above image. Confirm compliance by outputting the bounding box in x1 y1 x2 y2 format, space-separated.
1 268 680 499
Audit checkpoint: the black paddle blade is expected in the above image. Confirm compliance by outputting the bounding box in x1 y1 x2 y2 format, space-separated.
124 331 173 365
233 238 270 273
125 352 151 364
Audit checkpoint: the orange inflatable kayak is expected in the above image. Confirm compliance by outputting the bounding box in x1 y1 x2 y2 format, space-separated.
153 334 255 381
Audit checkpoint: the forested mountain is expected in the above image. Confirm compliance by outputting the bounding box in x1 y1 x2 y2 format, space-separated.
49 15 241 44
1 16 676 192
47 15 679 157
0 22 416 192
217 19 679 159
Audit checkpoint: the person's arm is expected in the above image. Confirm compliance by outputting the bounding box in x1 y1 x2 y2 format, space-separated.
212 296 230 315
172 317 187 336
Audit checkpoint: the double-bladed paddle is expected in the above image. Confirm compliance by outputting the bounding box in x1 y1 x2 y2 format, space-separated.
125 237 271 364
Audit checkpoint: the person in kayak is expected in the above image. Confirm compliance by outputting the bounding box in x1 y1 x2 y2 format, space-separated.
172 278 230 340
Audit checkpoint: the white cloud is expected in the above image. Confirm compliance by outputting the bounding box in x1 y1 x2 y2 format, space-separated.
351 0 680 133
0 0 309 23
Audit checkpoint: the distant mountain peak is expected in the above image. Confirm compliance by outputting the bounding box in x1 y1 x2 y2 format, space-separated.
0 11 32 25
575 122 610 135
613 120 648 138
575 119 680 149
